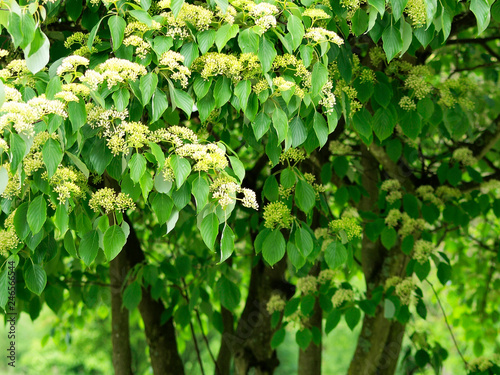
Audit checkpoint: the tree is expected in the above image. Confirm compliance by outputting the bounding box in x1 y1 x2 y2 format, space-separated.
0 0 500 374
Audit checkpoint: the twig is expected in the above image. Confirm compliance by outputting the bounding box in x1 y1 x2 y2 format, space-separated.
195 309 222 375
425 280 468 367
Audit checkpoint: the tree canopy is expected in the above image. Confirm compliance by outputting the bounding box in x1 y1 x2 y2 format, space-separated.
0 0 500 374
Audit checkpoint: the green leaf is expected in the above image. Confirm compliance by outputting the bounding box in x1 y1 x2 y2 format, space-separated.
24 263 47 295
123 282 142 311
345 307 361 330
437 262 452 284
382 25 403 62
325 241 348 269
390 0 409 21
68 100 87 132
400 110 422 140
313 111 328 148
281 168 296 189
129 9 153 26
234 80 252 112
151 88 169 122
272 107 288 143
414 260 431 281
140 73 158 105
325 310 342 334
311 62 328 98
470 0 491 35
384 298 396 318
27 195 47 234
288 15 304 51
217 276 240 310
112 87 130 112
14 202 30 240
263 175 279 201
0 166 8 196
271 328 286 349
228 156 245 183
372 106 396 141
170 155 191 188
42 138 63 179
197 30 216 54
215 24 239 52
25 31 50 73
152 193 173 224
296 329 312 350
258 36 276 73
262 230 286 266
351 9 368 36
201 213 219 251
108 16 126 51
238 28 259 53
381 227 397 249
129 153 147 183
220 225 235 263
369 0 386 15
252 112 271 140
192 176 209 211
79 230 100 266
403 194 420 219
54 204 68 235
295 227 313 257
415 349 430 368
171 88 193 116
103 225 127 261
290 116 307 147
295 180 316 213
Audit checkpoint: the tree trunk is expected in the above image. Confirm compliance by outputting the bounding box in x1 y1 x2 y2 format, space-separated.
298 263 322 375
233 257 293 375
216 306 235 375
347 146 408 375
123 217 185 375
110 253 133 375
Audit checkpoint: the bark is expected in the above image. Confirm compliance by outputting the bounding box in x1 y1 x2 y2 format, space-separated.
124 217 185 375
106 174 133 375
233 257 293 375
298 263 322 375
216 306 235 375
110 253 133 375
105 173 184 374
348 146 409 375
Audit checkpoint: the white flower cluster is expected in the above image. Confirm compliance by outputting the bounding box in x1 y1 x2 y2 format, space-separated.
80 58 147 90
266 294 286 314
56 55 90 76
176 143 228 172
159 51 191 88
331 288 354 308
319 81 336 114
305 28 344 45
250 2 279 33
413 239 434 264
0 96 67 136
381 179 402 204
123 36 151 59
210 177 258 210
452 147 477 166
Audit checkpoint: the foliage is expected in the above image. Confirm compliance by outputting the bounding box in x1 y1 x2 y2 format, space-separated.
0 0 500 374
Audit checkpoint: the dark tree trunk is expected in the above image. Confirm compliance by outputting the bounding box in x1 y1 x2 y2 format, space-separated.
123 217 185 375
105 173 184 375
298 263 322 375
233 257 293 375
216 306 235 375
110 253 133 375
347 146 409 375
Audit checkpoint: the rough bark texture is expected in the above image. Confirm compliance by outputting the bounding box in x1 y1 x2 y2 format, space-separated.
233 257 293 375
298 263 322 375
348 146 408 375
216 306 235 375
124 217 185 375
110 253 133 375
